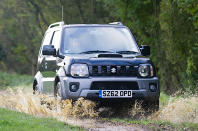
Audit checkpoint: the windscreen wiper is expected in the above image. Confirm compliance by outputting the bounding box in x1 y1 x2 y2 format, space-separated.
80 50 114 54
116 51 139 54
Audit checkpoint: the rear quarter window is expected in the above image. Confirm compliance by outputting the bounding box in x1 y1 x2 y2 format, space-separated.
39 31 54 56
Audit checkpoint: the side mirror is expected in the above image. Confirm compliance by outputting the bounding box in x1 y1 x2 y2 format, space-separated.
42 45 56 56
140 45 150 56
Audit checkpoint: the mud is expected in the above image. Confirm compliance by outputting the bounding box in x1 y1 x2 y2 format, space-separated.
0 87 198 130
0 89 98 118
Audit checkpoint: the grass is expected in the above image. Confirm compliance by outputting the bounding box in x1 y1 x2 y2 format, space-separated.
0 71 86 130
105 92 198 130
0 71 33 89
159 92 170 108
0 108 85 131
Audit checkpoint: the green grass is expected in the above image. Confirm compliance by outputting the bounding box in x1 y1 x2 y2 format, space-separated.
0 71 33 89
0 108 85 131
0 72 86 130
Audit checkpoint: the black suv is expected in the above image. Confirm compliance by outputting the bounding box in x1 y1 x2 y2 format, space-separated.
33 21 160 109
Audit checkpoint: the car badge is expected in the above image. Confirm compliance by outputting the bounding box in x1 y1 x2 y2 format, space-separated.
111 68 116 73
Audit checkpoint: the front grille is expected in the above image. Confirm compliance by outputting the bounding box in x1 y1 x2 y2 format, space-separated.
90 81 139 90
89 65 137 76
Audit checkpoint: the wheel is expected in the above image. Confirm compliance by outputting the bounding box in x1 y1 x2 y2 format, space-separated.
33 80 43 95
33 80 39 94
54 81 66 100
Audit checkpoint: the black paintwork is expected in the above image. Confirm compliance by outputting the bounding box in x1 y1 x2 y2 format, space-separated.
36 24 156 79
60 54 156 78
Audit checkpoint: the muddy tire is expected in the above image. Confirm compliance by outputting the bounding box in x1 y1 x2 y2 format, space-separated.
33 80 38 95
54 81 66 100
33 80 43 95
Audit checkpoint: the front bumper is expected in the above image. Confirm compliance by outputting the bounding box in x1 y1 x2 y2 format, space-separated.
60 76 160 101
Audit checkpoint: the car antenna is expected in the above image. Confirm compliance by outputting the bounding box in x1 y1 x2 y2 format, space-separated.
59 0 64 22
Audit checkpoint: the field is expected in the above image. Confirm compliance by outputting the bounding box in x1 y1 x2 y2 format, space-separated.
0 71 198 130
0 108 84 131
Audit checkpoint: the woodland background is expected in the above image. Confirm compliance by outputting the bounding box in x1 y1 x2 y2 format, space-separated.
0 0 197 94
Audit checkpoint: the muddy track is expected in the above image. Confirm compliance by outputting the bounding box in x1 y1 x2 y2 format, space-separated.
0 89 198 130
64 118 149 131
0 89 152 130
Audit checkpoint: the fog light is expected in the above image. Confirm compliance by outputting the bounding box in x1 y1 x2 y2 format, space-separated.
69 83 79 92
149 84 157 92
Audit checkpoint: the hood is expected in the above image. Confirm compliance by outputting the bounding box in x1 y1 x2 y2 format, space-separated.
63 53 151 66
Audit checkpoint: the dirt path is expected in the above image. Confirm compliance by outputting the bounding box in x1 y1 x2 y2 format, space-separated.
63 118 149 131
1 88 198 130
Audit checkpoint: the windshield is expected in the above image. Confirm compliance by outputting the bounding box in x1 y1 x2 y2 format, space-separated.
61 26 139 54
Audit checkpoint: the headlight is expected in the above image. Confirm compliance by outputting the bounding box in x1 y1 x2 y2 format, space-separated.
70 64 89 77
138 64 152 77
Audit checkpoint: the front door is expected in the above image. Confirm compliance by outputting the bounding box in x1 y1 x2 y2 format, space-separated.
42 30 61 94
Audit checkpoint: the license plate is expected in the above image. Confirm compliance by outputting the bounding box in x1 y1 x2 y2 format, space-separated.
99 90 132 98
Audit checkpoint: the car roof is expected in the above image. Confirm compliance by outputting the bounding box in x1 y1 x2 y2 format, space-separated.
47 21 127 31
47 24 128 33
63 24 126 28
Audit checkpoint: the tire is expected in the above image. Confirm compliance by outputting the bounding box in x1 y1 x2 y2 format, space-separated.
54 81 66 100
33 80 38 95
33 80 42 95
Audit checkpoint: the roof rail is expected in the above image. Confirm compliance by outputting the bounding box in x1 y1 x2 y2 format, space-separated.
48 21 64 29
109 22 123 26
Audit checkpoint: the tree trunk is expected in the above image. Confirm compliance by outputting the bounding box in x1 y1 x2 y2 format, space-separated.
74 0 86 23
92 0 97 23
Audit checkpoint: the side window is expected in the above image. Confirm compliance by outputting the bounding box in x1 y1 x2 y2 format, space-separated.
51 31 61 51
39 31 53 55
